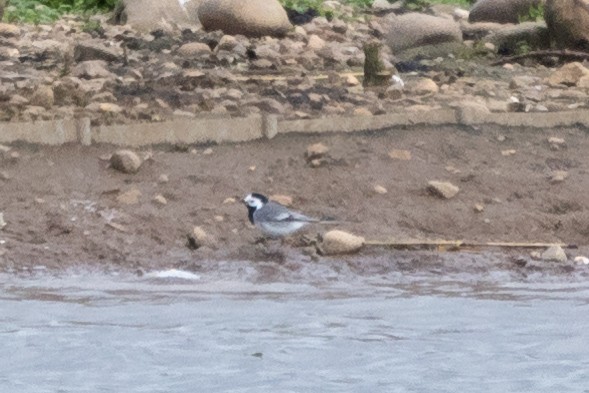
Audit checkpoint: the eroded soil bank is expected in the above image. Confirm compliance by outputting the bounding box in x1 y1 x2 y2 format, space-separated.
0 124 588 276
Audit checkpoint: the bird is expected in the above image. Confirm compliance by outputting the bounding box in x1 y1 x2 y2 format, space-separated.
242 193 338 238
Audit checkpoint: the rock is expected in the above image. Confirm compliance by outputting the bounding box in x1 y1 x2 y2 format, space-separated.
74 42 121 63
546 62 589 86
488 21 550 54
407 78 439 95
541 245 567 262
374 185 388 194
187 226 216 249
198 0 292 38
320 230 365 255
0 23 20 38
346 75 360 86
153 194 168 205
113 0 190 31
86 102 123 113
8 94 28 106
117 188 142 205
353 107 372 116
270 194 293 206
177 42 212 56
110 150 142 174
306 143 329 160
427 181 460 199
247 98 285 114
388 149 412 160
545 0 589 50
574 256 589 265
509 75 541 89
72 60 115 79
474 203 485 212
307 34 326 50
29 85 54 109
550 170 568 183
382 12 462 53
0 212 5 230
548 136 566 147
469 0 543 24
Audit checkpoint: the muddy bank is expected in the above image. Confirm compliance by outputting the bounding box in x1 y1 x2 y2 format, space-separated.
0 123 587 274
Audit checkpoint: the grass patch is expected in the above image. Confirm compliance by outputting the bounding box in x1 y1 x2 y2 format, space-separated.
518 3 544 23
3 0 117 24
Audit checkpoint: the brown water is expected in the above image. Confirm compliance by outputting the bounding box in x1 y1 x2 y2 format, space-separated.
1 262 589 393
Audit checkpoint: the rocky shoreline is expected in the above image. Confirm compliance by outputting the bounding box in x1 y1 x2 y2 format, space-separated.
0 1 588 129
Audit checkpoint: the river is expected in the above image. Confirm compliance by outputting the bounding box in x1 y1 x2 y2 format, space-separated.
1 262 589 393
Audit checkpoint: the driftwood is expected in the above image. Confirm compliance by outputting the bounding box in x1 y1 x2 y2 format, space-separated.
365 239 577 250
492 49 589 66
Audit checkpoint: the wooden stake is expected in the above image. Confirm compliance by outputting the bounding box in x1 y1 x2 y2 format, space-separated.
365 239 577 249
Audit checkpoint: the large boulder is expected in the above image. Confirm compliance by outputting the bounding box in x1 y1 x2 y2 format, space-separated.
197 0 292 37
382 13 462 53
489 21 550 54
469 0 543 24
112 0 190 31
545 0 589 50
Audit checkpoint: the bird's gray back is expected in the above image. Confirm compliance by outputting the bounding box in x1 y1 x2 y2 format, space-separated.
254 201 315 222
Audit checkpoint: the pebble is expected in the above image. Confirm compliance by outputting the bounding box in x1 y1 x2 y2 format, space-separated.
320 230 365 255
223 197 237 204
473 203 484 212
574 256 589 265
427 181 460 199
158 174 169 183
373 185 388 194
550 170 568 183
116 188 142 205
501 149 516 156
110 150 142 174
153 194 167 205
203 148 213 155
388 149 412 160
306 143 329 160
0 212 6 229
541 245 567 262
187 226 216 249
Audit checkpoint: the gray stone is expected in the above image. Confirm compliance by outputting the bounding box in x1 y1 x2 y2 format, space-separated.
30 85 54 109
177 42 212 57
382 12 462 53
110 150 142 174
545 0 589 50
113 0 189 31
198 0 292 37
72 60 115 79
541 245 567 262
74 42 121 63
488 21 550 54
469 0 543 24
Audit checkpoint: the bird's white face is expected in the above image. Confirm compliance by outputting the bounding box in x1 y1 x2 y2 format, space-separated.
243 194 265 210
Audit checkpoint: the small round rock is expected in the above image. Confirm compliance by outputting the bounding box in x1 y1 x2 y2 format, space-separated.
110 150 142 174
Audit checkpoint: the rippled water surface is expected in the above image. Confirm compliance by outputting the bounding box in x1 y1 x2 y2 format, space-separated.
2 266 589 393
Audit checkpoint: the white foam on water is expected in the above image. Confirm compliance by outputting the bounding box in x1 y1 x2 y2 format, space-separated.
144 269 201 281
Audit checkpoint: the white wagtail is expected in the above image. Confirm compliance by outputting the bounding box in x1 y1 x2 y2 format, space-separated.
242 193 338 238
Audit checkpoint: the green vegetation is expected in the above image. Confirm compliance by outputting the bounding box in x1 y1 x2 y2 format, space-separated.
3 0 116 24
518 3 544 23
3 0 476 24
